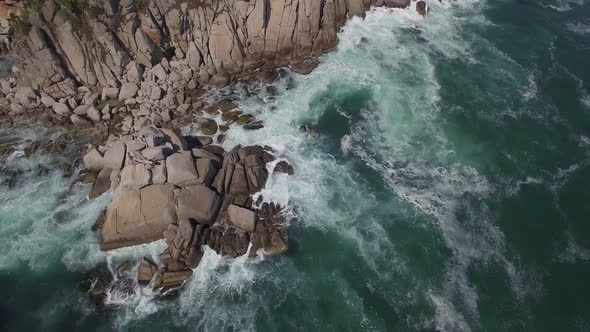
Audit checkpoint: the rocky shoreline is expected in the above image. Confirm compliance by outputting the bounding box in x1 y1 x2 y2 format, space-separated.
0 0 430 303
88 122 291 292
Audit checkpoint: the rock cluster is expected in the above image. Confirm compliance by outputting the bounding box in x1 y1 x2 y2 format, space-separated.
85 124 292 289
0 63 271 139
8 0 423 99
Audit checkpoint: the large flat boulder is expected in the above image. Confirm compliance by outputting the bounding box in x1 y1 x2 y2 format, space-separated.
166 152 198 186
119 164 152 189
100 184 177 250
176 185 221 224
227 204 256 232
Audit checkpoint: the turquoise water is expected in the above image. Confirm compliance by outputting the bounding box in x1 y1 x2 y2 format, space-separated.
2 0 590 330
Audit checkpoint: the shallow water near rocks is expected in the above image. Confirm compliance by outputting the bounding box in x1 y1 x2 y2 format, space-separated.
2 0 590 330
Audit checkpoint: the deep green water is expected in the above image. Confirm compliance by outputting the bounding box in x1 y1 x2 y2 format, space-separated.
1 0 590 331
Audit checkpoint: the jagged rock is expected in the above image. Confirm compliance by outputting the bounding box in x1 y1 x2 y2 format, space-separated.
133 117 150 132
87 107 102 122
119 83 139 100
84 93 100 106
195 136 213 146
103 142 126 170
142 146 165 161
186 247 204 269
137 258 158 285
116 260 135 275
152 64 167 81
173 218 196 251
58 162 72 177
210 73 231 87
300 125 321 139
196 158 218 186
9 103 25 114
154 270 193 289
24 143 39 157
192 148 223 164
416 1 428 16
53 103 70 115
101 184 177 250
40 95 56 107
202 145 226 157
262 70 279 84
166 152 198 186
227 205 257 232
83 149 104 171
290 58 320 75
229 163 249 195
150 86 164 100
198 118 218 136
236 146 262 162
102 87 119 100
152 162 167 184
268 232 288 256
161 128 188 151
90 167 113 199
70 114 92 127
273 161 295 176
176 185 221 225
385 0 411 8
74 105 90 115
244 155 268 193
160 110 172 123
243 121 264 130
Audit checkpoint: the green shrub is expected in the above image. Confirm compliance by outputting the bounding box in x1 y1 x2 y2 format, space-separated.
7 13 31 35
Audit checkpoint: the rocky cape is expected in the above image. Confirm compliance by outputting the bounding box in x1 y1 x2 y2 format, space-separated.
0 0 431 300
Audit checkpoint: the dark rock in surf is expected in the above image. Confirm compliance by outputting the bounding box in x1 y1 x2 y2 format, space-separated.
116 260 135 275
137 258 158 285
384 0 411 8
290 58 320 75
416 1 429 16
89 167 112 199
273 160 295 176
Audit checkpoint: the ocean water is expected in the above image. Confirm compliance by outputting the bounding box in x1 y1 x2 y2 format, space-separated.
1 0 590 330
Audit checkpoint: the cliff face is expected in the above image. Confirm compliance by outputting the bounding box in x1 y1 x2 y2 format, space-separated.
11 0 411 98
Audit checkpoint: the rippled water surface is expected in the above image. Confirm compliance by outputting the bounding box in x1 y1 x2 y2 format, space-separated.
1 0 590 330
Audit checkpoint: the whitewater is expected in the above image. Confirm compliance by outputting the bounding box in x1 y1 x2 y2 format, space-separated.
2 0 590 330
